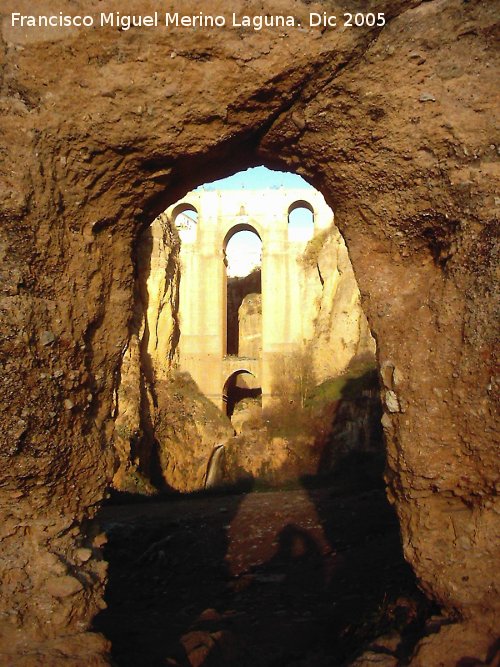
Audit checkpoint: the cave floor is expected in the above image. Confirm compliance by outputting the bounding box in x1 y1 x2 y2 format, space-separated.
94 481 433 666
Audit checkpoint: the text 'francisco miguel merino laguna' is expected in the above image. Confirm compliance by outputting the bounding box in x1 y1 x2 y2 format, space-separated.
11 11 386 31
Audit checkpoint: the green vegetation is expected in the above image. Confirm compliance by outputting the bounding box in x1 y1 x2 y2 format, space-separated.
260 344 377 441
119 469 158 497
307 353 378 408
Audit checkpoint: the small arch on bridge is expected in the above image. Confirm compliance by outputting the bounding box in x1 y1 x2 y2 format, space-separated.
288 200 314 242
171 202 199 243
223 370 262 418
223 222 263 251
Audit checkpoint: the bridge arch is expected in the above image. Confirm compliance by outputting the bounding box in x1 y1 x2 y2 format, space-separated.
224 224 263 356
222 369 262 418
171 202 199 243
287 199 315 242
288 199 314 216
223 221 263 250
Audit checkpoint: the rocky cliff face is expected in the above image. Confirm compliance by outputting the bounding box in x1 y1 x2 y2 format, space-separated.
238 293 262 358
153 373 235 492
1 0 498 663
298 224 376 381
231 223 376 380
112 216 182 492
227 270 261 356
118 213 374 497
113 215 239 494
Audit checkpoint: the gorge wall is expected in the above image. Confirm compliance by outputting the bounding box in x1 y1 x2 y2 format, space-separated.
231 224 376 382
298 223 376 382
227 270 262 357
237 291 262 358
113 193 375 494
0 0 498 664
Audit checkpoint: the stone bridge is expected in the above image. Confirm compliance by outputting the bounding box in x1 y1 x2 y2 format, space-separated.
222 356 261 382
166 187 333 411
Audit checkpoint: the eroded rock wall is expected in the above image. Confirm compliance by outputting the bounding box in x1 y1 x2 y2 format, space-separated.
152 372 235 492
257 1 500 653
112 214 182 492
227 269 261 356
298 224 376 381
238 292 262 358
0 0 498 662
114 214 237 494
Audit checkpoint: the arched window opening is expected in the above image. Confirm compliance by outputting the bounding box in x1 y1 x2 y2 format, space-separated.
223 370 262 419
225 229 261 277
172 203 198 243
288 200 314 242
225 228 262 356
100 167 400 667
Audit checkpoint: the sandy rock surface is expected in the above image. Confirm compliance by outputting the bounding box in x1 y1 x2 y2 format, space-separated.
0 0 498 662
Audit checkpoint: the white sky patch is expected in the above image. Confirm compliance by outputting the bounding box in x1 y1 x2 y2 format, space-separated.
226 231 262 277
288 207 314 242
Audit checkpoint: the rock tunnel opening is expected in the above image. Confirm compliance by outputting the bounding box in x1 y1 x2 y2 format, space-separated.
2 7 497 664
91 167 430 667
117 165 384 494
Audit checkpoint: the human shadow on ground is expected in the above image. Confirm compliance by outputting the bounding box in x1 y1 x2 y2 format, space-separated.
93 470 432 666
94 363 432 665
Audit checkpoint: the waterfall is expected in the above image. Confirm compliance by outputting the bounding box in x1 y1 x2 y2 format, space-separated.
205 444 226 489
